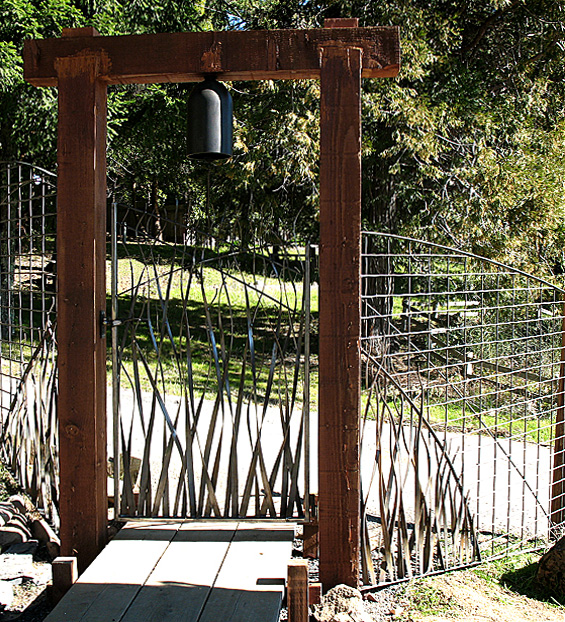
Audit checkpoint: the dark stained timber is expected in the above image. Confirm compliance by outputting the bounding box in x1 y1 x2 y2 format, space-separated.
24 26 400 86
56 52 108 572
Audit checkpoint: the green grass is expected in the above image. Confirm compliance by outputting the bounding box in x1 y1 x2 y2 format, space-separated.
397 551 563 620
473 551 564 607
108 243 319 405
362 394 554 445
399 576 464 617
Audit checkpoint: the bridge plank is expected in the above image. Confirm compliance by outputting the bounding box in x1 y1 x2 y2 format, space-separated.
44 522 180 622
119 523 237 622
44 521 294 622
198 523 294 622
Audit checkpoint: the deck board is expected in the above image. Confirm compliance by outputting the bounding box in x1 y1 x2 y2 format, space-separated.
45 521 295 622
198 523 295 622
45 522 181 622
119 523 237 622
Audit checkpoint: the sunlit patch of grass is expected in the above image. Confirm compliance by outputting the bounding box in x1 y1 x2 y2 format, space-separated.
107 245 319 406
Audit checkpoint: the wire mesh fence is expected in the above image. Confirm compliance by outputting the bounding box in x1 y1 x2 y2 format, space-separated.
360 232 565 586
1 161 563 587
0 162 58 527
110 202 314 520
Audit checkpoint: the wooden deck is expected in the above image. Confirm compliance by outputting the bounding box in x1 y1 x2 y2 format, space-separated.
45 521 296 622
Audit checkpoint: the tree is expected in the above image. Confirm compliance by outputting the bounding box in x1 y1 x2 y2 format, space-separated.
2 0 564 275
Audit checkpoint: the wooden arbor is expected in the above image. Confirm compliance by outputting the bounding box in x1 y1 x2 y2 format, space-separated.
23 20 400 586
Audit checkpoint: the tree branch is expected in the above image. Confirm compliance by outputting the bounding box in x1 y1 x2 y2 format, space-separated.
461 0 522 57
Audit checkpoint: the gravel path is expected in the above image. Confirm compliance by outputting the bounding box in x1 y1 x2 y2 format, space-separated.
110 387 552 538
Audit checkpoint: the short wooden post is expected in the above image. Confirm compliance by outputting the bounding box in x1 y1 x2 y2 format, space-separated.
551 311 565 534
308 582 322 606
287 559 309 622
51 556 78 604
302 522 319 559
318 18 363 588
56 28 108 572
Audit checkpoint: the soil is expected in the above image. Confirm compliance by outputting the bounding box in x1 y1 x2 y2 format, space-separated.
3 555 565 622
396 571 565 622
0 551 54 621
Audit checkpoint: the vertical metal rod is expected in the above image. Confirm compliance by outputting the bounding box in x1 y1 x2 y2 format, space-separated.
550 304 565 534
303 244 311 522
111 200 120 517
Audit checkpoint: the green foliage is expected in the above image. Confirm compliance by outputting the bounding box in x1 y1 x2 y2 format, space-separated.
0 0 83 165
0 460 21 501
401 576 462 616
473 551 564 607
1 0 565 274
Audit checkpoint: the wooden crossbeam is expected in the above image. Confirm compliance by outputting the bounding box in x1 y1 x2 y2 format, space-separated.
24 26 400 86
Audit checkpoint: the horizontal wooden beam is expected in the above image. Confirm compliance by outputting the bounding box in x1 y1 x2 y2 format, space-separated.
23 26 400 87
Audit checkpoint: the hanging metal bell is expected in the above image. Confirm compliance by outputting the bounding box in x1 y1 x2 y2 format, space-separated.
187 76 233 160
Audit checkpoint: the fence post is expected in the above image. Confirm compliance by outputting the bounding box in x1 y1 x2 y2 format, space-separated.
55 28 108 571
551 309 565 534
318 18 362 588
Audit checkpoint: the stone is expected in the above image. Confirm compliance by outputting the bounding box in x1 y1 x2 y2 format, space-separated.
6 514 32 537
0 553 34 580
0 580 14 607
30 518 60 561
536 536 565 596
312 584 372 622
8 495 29 514
0 506 14 527
30 517 58 543
0 527 28 551
4 540 38 556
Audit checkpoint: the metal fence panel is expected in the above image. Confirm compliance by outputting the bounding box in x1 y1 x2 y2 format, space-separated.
110 202 313 520
0 162 58 527
360 232 565 586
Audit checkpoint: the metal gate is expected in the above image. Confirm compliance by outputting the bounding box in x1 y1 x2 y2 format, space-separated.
360 232 565 587
109 201 313 520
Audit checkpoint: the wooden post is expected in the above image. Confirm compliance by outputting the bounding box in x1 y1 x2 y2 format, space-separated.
287 559 309 622
56 30 108 572
51 556 78 604
551 310 565 533
318 18 362 588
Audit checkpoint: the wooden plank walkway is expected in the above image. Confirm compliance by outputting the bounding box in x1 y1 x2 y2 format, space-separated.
45 521 295 622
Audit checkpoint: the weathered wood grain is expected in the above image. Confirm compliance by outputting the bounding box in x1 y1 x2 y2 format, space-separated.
23 26 400 86
119 523 237 622
44 523 181 621
287 559 309 622
318 41 363 588
55 50 108 572
197 522 294 622
44 521 295 622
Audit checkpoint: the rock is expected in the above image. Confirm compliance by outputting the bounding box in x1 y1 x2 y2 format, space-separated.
7 514 32 535
4 540 38 556
0 504 15 527
0 579 14 607
8 495 29 514
30 517 60 560
0 553 35 580
536 536 565 595
312 584 372 622
0 527 28 551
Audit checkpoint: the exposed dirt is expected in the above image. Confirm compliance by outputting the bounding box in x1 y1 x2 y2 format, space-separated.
397 571 565 622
